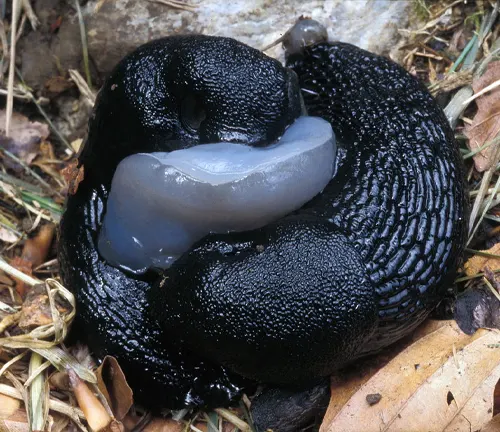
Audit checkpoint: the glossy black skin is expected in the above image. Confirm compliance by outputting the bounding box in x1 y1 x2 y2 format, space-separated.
150 42 468 382
59 37 468 408
59 35 301 409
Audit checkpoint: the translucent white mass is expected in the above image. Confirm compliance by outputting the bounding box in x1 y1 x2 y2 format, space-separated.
98 116 336 273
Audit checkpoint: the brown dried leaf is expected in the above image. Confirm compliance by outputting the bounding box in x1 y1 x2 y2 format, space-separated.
0 312 22 334
480 414 500 432
69 369 117 432
11 224 55 298
0 394 29 431
96 356 133 421
61 159 84 195
44 76 74 96
320 321 500 432
50 413 71 432
21 225 55 269
0 228 20 244
0 111 50 169
18 284 70 330
9 257 33 299
464 243 500 276
464 61 500 172
123 415 184 432
495 377 500 415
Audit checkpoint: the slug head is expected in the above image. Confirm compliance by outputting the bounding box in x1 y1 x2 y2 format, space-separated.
79 35 302 182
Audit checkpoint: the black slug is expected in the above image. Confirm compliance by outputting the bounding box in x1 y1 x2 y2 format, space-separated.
59 26 467 410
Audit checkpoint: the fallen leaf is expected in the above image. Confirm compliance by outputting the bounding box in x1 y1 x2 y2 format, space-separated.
96 356 133 421
21 224 55 269
480 414 500 432
454 286 500 335
50 15 63 33
12 224 55 297
320 321 500 432
464 61 500 172
50 413 71 432
0 393 21 418
69 369 123 432
18 284 70 329
0 394 29 432
44 76 74 96
494 377 500 416
464 243 500 276
0 311 22 334
9 257 32 299
0 111 50 170
61 159 84 195
0 228 20 244
123 415 184 432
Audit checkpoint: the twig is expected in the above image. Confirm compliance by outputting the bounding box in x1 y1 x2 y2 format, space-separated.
74 0 92 88
148 0 197 12
0 257 41 286
68 69 96 106
430 0 465 19
214 408 251 432
483 276 500 302
0 384 88 431
0 20 8 79
462 78 500 105
6 0 21 137
1 149 58 196
15 13 27 43
21 0 39 30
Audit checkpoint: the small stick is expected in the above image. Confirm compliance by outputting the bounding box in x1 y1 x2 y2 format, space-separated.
6 0 20 137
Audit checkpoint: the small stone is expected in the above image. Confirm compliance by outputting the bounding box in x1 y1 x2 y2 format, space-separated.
366 393 382 406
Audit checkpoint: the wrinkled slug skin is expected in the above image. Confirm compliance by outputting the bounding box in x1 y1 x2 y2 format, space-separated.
59 38 468 409
150 43 468 381
59 35 301 409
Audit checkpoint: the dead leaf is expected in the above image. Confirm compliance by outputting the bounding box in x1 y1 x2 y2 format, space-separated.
0 311 22 334
480 414 500 432
18 284 70 329
494 377 500 416
69 369 123 432
50 413 71 432
12 224 55 297
0 111 50 170
0 228 20 244
321 321 500 432
464 61 500 172
123 415 184 432
44 76 74 96
21 224 55 269
9 257 32 299
454 286 500 335
49 371 70 391
464 243 500 276
0 393 21 418
61 159 84 195
50 15 63 33
0 394 31 432
96 356 133 421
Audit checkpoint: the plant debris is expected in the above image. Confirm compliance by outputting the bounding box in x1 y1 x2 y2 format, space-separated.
1 0 500 431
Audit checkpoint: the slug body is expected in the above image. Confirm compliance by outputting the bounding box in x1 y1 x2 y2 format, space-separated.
59 34 467 409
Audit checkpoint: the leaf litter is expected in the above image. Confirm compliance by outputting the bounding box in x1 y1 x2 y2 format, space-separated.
1 1 500 431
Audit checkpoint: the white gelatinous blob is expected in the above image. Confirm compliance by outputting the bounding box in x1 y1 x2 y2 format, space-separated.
98 116 336 273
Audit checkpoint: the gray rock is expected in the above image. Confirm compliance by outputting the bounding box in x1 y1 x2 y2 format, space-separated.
20 0 411 89
87 0 411 76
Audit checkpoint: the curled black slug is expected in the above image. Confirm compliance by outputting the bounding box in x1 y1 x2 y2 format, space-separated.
59 25 467 409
